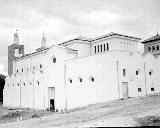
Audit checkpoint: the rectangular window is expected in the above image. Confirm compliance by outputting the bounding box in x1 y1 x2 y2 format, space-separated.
98 45 99 52
94 46 96 53
104 44 106 51
101 44 102 52
123 69 126 76
107 43 109 50
138 88 142 92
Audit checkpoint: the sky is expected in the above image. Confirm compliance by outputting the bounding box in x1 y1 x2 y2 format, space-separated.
0 0 160 75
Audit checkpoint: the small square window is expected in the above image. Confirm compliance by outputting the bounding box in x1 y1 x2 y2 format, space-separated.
91 77 94 82
151 88 154 91
138 88 142 92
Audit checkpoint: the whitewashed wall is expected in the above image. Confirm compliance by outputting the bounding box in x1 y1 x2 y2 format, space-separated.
65 41 91 57
65 51 160 109
3 46 77 111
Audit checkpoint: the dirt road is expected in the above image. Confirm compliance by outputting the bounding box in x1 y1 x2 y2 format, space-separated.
1 93 160 127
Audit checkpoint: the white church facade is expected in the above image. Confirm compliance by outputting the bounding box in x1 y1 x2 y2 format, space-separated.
3 32 160 111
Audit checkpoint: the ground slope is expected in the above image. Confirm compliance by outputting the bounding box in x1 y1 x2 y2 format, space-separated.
1 93 160 127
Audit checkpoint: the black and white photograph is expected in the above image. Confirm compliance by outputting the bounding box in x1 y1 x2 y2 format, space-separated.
0 0 160 127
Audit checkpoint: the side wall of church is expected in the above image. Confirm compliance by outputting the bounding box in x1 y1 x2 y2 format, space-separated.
65 51 160 109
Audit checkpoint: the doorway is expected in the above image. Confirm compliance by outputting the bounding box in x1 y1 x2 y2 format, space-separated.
48 87 55 111
50 99 55 111
122 82 128 99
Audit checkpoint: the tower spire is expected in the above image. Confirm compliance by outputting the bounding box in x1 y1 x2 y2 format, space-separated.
41 33 46 48
13 30 19 44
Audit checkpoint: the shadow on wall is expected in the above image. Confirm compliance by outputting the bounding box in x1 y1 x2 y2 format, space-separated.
0 74 5 103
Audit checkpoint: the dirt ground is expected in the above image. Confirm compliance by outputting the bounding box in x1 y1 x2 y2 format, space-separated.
0 105 53 124
1 93 160 127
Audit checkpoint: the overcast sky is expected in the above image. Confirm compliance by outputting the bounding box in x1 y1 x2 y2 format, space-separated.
0 0 160 74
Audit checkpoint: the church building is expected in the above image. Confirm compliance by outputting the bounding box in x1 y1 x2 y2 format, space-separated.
3 31 160 111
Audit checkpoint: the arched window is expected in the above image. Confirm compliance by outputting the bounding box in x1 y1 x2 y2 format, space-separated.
78 77 82 83
37 81 39 85
68 78 72 83
40 64 42 69
136 69 141 76
152 46 155 51
149 69 154 76
89 76 95 82
148 47 151 51
51 56 56 63
157 45 159 51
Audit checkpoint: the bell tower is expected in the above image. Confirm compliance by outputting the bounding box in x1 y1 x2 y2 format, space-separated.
36 33 47 52
8 30 24 76
41 33 46 48
13 30 19 44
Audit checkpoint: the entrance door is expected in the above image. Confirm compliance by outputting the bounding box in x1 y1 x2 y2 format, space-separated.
48 87 55 111
50 99 55 111
122 82 128 99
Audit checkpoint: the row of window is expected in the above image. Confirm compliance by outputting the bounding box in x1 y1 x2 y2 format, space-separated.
68 76 95 83
148 45 159 52
94 43 109 53
138 87 154 92
120 42 134 50
15 64 43 75
7 80 40 87
123 69 153 77
13 56 57 75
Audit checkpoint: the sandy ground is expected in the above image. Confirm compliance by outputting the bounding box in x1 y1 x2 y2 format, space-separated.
1 93 160 127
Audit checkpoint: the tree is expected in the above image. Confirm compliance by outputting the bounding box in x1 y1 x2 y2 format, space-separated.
0 74 6 103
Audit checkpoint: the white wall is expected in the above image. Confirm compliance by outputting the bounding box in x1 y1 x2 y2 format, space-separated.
65 51 160 109
3 46 77 111
65 41 91 57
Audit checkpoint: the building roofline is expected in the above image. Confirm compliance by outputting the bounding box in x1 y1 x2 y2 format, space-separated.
91 32 141 42
59 32 141 46
13 45 77 62
58 37 92 46
141 34 160 44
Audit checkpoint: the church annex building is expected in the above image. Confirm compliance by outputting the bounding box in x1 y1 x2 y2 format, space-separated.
3 31 160 111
